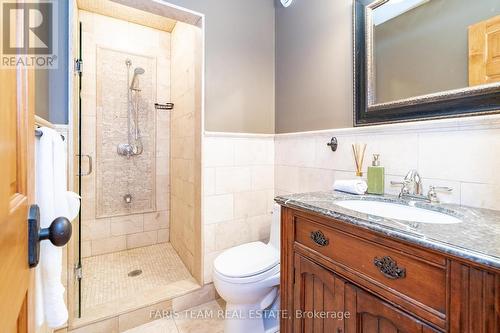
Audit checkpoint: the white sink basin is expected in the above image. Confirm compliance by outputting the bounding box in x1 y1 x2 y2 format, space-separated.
335 200 462 224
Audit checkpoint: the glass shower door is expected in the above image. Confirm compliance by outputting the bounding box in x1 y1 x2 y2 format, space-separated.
73 21 83 318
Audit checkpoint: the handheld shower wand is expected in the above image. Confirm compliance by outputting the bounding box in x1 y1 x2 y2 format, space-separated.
117 60 145 157
130 67 145 91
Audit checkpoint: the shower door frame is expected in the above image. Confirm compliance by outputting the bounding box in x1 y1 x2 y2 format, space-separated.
66 0 83 320
66 0 206 327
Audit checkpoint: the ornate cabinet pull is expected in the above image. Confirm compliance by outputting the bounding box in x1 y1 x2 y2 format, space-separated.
310 230 329 247
373 256 406 280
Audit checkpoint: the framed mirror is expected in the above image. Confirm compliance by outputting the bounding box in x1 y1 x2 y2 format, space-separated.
354 0 500 126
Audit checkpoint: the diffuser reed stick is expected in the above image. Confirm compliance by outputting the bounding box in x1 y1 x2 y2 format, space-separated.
352 143 367 177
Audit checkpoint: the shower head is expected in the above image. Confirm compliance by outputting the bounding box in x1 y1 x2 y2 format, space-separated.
130 67 145 90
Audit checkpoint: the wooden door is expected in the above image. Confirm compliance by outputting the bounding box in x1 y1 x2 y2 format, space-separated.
293 254 348 333
468 15 500 86
345 287 439 333
0 5 35 332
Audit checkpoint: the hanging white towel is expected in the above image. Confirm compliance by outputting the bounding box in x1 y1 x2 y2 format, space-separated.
35 127 78 328
333 179 368 195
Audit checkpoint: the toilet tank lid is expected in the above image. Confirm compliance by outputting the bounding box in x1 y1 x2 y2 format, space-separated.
214 241 279 278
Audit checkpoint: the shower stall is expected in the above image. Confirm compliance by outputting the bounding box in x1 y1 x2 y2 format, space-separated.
70 2 203 325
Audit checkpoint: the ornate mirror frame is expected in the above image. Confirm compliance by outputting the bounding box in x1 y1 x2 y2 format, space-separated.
354 0 500 126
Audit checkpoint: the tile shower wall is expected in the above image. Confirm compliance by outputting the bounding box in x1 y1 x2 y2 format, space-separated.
80 11 171 257
203 134 275 283
170 22 203 281
96 48 156 217
275 116 500 211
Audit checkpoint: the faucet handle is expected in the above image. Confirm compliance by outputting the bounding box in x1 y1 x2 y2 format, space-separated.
427 185 453 203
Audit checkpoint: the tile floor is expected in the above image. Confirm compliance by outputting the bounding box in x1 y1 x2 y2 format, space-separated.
80 243 199 322
123 300 225 333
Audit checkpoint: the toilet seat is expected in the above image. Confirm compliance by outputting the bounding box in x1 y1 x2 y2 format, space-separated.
214 264 280 284
214 242 279 284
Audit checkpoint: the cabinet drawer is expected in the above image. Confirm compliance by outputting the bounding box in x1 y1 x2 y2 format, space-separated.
294 217 447 316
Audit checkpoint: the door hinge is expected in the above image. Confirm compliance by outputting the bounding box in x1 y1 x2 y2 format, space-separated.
293 268 296 285
74 59 83 75
75 263 82 280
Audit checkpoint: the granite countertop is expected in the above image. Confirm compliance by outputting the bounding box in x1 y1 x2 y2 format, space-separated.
275 191 500 270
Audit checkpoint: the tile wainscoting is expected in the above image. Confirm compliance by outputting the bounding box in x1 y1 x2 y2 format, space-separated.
201 115 500 283
275 115 500 210
202 133 275 283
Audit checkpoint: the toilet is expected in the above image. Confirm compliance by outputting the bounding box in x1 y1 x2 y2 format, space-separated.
213 204 281 333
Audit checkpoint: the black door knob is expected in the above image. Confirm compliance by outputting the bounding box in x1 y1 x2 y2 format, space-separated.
28 205 72 267
38 216 72 246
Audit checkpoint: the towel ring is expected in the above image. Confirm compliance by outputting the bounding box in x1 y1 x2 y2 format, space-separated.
28 205 72 268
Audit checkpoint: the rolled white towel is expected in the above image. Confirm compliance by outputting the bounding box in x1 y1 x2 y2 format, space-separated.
333 179 367 195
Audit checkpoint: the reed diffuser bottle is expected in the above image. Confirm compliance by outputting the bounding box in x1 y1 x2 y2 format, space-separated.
352 143 367 177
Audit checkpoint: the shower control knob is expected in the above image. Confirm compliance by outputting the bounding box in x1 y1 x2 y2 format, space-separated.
124 194 133 204
27 205 73 268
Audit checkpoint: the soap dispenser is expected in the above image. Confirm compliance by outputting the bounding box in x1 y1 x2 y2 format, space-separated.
367 154 384 195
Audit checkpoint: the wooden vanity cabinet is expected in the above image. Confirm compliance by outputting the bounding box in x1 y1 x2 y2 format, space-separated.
348 287 440 333
280 207 500 333
293 254 347 333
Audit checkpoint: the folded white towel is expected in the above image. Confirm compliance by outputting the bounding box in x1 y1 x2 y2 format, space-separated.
333 179 368 195
35 127 78 328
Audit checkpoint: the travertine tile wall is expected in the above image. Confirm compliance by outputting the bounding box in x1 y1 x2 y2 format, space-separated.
274 116 500 210
203 134 275 283
170 22 203 282
96 48 156 218
80 11 171 257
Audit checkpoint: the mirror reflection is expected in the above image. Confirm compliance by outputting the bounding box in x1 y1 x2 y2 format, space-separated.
372 0 500 105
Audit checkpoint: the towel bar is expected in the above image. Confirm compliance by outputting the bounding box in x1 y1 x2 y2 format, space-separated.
35 128 65 141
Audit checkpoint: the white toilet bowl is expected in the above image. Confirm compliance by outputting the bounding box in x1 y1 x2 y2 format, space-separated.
213 204 281 333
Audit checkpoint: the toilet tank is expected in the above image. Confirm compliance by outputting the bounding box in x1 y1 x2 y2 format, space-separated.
268 203 281 254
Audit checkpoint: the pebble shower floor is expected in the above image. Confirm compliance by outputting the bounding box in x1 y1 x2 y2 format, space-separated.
82 243 193 313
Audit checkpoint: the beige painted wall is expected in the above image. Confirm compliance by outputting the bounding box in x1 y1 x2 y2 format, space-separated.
170 21 203 283
275 0 353 133
166 0 276 134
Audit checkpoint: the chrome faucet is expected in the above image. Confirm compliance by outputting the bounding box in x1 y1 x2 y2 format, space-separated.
391 170 452 203
391 169 423 198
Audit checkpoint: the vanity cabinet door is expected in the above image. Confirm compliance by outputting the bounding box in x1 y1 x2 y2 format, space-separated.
346 288 440 333
293 254 348 333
